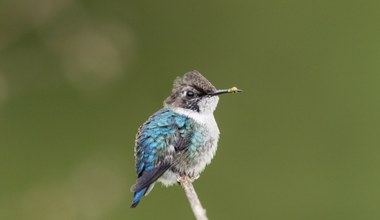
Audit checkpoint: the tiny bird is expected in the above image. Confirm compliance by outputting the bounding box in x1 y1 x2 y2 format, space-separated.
130 70 241 208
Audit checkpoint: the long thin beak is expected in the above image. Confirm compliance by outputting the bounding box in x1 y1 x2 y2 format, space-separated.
208 86 242 96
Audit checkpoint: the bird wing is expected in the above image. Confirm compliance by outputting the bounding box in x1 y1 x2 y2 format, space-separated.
131 108 192 192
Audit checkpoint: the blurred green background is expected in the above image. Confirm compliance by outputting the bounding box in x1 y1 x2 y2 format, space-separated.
1 0 380 219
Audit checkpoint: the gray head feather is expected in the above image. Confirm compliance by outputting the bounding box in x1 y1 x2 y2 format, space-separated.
164 71 218 112
171 71 216 94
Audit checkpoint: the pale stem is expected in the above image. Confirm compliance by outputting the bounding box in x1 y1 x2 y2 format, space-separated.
178 176 208 220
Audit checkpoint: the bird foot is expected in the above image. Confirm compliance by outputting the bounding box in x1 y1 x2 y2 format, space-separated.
177 176 188 184
177 175 199 184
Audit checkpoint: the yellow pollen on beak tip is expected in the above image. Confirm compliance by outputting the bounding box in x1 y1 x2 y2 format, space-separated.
228 86 239 93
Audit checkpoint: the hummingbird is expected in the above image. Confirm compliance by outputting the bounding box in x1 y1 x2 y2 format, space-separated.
130 70 241 208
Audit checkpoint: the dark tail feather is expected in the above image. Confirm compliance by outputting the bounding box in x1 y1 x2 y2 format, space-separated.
130 187 148 208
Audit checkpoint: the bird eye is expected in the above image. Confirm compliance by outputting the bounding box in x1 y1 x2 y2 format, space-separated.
186 91 194 97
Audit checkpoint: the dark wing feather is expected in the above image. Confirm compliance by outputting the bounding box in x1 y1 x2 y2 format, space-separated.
130 163 171 192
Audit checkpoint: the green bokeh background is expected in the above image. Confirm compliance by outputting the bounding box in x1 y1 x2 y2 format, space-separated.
1 1 380 220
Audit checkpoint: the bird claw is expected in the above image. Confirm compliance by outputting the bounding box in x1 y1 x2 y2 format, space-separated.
177 175 200 184
177 176 188 183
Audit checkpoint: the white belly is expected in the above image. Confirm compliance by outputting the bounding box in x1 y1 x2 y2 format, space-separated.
158 108 220 186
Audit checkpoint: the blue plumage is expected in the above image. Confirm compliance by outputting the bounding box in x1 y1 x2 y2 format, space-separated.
130 108 194 207
135 109 191 172
130 187 147 208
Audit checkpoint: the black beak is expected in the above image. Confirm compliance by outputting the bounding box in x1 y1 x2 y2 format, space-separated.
208 87 242 96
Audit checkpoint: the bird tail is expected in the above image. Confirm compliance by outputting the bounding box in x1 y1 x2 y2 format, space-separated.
130 187 148 208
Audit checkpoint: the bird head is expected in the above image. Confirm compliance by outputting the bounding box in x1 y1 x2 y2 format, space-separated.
164 70 242 114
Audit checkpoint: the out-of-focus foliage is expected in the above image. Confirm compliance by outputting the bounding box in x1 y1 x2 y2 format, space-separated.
0 1 379 220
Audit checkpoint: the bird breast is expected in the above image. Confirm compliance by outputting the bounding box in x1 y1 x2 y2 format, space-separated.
172 107 220 175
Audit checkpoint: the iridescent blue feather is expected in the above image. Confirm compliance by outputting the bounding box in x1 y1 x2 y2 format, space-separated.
130 108 193 207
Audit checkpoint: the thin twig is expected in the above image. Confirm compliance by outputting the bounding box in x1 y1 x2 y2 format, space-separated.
178 176 208 220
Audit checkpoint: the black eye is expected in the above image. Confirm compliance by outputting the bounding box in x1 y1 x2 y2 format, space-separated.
186 91 194 97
